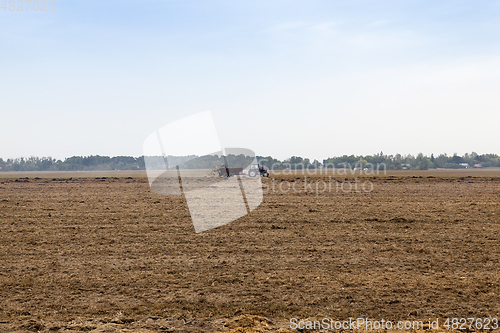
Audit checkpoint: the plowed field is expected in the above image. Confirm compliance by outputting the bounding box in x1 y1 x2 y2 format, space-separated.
0 171 499 332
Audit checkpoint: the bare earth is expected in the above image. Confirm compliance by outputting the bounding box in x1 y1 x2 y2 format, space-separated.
0 171 499 332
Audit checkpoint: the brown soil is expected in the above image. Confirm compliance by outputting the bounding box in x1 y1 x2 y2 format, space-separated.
0 173 499 332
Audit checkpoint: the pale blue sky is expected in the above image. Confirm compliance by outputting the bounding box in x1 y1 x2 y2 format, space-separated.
2 0 500 161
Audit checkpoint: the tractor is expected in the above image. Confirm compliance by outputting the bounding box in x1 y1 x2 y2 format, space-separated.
248 163 269 177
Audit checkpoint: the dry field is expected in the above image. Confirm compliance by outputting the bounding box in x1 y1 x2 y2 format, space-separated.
0 171 499 332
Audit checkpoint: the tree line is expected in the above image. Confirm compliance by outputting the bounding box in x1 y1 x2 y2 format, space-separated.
282 152 500 170
0 152 499 172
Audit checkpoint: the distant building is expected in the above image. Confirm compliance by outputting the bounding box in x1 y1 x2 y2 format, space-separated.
459 163 470 168
473 164 482 168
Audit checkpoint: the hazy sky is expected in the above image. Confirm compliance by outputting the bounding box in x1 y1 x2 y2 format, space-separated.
1 0 500 161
